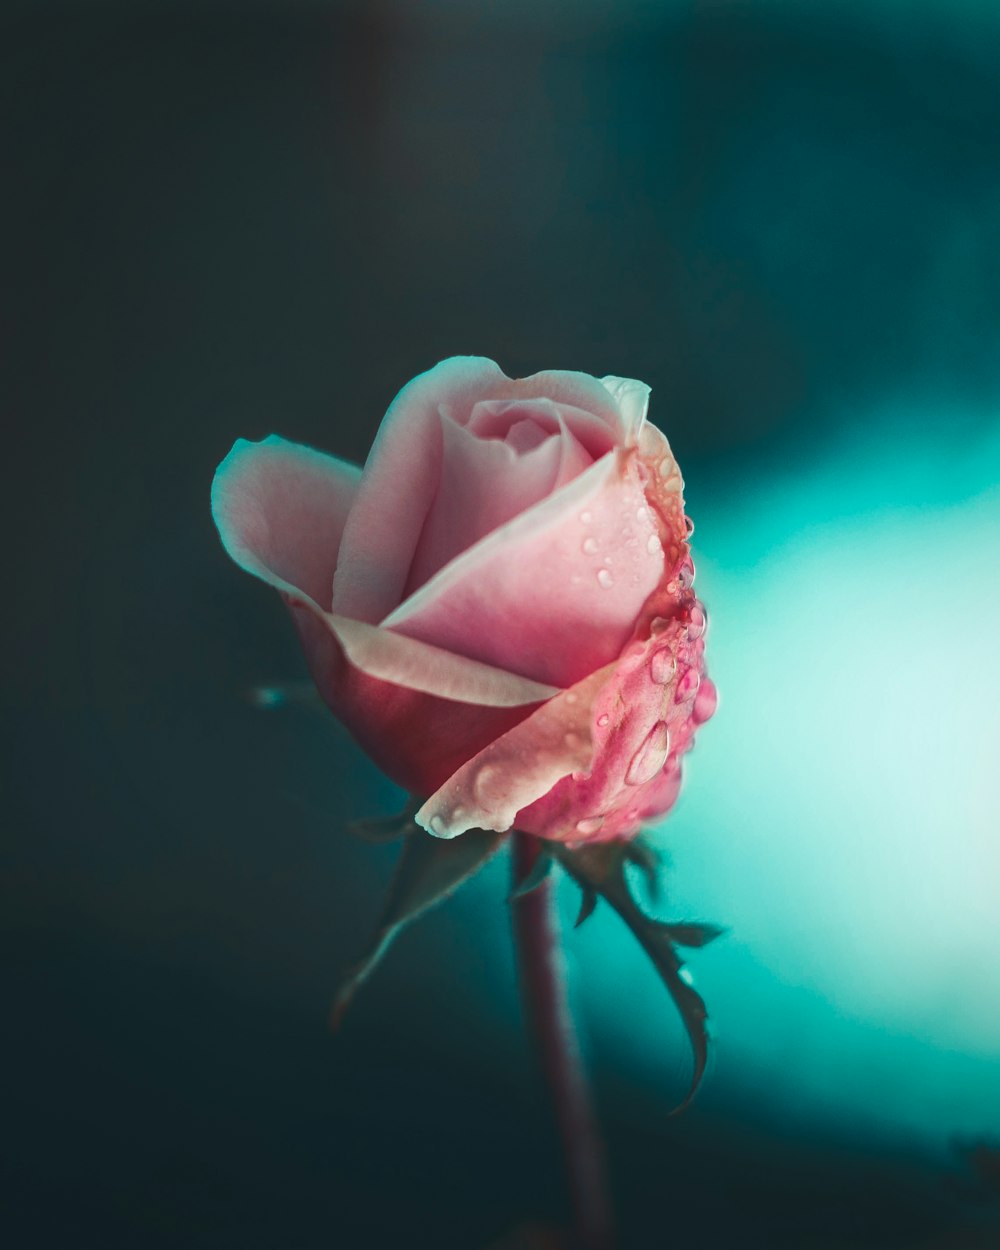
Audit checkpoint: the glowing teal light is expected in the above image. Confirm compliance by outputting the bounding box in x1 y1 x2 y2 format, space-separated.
567 409 1000 1147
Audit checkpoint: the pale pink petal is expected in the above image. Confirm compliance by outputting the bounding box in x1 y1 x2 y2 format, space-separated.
600 376 651 445
404 407 593 591
211 435 361 609
466 397 617 461
383 448 665 688
331 359 634 623
330 358 510 623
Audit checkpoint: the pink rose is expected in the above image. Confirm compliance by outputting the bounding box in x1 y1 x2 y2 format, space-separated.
212 357 715 844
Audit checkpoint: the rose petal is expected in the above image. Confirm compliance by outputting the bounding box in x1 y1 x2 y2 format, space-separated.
331 358 630 623
282 604 542 794
600 375 651 445
212 432 558 710
404 405 594 591
414 666 615 838
383 448 665 688
211 435 362 609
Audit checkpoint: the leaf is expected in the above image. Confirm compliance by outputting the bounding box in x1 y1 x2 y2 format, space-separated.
509 847 554 901
331 825 505 1028
551 840 724 1114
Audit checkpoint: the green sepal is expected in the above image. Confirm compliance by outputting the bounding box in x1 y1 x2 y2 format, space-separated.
348 798 422 844
574 886 599 928
623 835 664 903
551 840 723 1114
509 847 554 901
661 921 727 949
331 824 505 1028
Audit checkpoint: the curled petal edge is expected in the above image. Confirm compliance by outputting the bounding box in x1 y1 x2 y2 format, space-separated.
415 663 618 838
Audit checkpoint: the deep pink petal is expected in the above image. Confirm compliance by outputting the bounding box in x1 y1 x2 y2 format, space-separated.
284 605 542 795
211 435 362 609
383 448 665 688
416 595 714 842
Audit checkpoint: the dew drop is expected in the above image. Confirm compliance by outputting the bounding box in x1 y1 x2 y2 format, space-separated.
429 814 446 835
635 505 648 522
451 806 466 823
649 616 669 636
579 510 593 524
575 815 605 836
625 721 671 786
596 568 614 589
564 691 578 704
582 536 599 555
596 713 610 728
692 677 718 724
678 556 695 589
650 649 676 684
675 667 701 703
473 764 499 803
646 533 660 555
687 604 706 639
684 515 695 537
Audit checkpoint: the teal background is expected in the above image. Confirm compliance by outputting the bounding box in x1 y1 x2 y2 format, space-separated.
5 2 1000 1247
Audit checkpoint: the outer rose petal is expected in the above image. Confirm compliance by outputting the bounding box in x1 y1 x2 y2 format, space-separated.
416 599 714 842
211 434 557 794
383 448 665 688
211 435 362 609
331 358 632 623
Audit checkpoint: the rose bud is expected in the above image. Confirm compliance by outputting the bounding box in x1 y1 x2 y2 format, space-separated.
212 357 715 845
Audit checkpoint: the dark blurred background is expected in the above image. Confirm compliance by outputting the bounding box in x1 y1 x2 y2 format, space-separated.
4 2 1000 1247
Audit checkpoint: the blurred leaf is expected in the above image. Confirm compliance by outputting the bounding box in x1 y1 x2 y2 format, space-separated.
331 823 505 1027
348 798 421 844
551 840 724 1114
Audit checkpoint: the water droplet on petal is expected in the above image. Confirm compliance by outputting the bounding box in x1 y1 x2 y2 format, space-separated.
635 505 648 522
582 536 599 555
687 604 706 639
429 814 446 835
678 556 695 589
692 677 718 724
580 510 593 524
596 568 614 589
451 806 466 822
646 533 660 555
675 667 701 703
649 616 669 636
596 713 610 728
564 691 578 704
650 650 676 684
575 815 605 836
473 764 499 803
684 515 695 537
625 721 671 786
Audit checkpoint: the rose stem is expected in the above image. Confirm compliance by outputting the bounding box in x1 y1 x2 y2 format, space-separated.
512 832 617 1250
